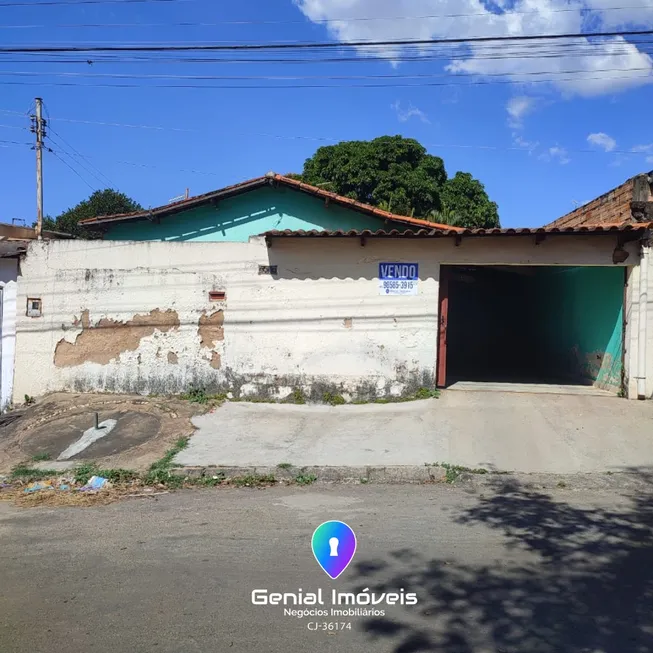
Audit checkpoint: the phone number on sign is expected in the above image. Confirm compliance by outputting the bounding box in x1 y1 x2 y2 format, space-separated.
382 280 415 290
307 622 352 631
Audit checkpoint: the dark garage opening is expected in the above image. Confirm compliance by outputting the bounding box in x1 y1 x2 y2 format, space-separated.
441 265 625 392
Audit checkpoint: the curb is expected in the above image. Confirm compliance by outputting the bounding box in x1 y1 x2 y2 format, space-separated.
172 465 448 484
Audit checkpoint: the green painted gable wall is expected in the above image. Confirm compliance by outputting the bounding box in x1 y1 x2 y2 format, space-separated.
103 187 409 242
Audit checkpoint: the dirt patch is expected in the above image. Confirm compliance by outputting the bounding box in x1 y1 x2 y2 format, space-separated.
198 310 224 349
0 393 202 473
54 309 180 367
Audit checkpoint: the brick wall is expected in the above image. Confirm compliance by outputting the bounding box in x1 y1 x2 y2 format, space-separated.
547 178 635 228
547 172 653 228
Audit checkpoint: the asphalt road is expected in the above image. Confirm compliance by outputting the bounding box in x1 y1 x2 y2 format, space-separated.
1 480 652 653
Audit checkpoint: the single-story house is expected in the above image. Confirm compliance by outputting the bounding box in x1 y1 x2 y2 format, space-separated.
9 172 653 404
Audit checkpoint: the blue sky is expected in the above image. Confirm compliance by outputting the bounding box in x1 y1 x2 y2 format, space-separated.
1 0 652 228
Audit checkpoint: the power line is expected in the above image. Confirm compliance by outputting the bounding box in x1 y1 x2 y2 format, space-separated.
47 147 97 191
2 28 653 53
0 65 650 82
1 70 651 89
47 129 115 187
0 122 27 130
0 5 650 27
0 0 190 6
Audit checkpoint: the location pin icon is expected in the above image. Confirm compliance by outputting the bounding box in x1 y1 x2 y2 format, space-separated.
312 521 357 580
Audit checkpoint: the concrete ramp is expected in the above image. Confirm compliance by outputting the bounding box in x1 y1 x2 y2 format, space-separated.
175 392 653 474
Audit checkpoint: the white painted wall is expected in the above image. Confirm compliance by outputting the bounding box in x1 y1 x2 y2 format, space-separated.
625 248 653 399
0 258 18 409
12 236 642 402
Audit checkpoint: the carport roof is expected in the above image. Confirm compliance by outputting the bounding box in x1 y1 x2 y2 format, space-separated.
264 222 653 239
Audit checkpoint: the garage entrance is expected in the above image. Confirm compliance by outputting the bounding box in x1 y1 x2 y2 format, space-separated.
437 266 626 394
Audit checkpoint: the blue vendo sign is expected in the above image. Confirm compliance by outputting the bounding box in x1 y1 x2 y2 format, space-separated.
379 263 419 296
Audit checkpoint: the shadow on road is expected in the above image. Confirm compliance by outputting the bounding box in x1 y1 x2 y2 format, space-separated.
349 471 653 653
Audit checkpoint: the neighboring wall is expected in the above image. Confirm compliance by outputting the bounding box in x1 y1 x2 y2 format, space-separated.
547 173 652 229
12 236 641 403
0 259 17 409
103 187 397 242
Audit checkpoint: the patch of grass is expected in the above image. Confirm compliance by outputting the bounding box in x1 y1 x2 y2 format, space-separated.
360 477 370 484
277 462 294 471
436 462 489 484
98 468 139 484
24 395 35 406
323 392 346 406
414 387 441 400
10 464 59 481
144 437 190 487
557 481 568 489
31 452 51 462
196 473 226 487
294 473 318 486
284 389 306 405
73 462 100 485
180 387 210 404
231 474 277 488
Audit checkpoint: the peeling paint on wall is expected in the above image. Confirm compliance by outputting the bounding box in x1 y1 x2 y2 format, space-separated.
167 351 178 364
198 310 224 349
54 309 180 367
210 351 221 369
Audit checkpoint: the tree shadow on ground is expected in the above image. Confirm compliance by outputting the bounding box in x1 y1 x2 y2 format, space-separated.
349 470 653 653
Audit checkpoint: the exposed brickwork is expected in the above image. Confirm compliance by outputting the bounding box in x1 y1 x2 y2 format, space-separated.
547 173 653 229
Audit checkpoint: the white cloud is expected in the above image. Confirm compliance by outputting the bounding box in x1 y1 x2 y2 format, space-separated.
647 155 653 164
506 96 536 128
632 144 653 153
587 132 617 151
513 132 539 154
294 0 653 97
391 100 430 123
541 145 571 164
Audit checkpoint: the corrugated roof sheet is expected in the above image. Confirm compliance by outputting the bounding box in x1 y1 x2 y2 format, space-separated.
264 223 653 238
79 173 460 232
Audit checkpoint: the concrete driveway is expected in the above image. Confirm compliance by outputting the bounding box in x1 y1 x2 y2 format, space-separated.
174 391 653 474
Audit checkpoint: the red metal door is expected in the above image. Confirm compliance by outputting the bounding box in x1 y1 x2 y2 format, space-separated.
437 267 449 388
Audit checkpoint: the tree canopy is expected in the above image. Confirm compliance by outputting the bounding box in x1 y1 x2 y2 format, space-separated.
43 188 143 238
298 135 500 229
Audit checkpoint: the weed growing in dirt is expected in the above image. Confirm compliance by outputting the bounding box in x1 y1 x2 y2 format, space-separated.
196 473 226 487
283 389 306 405
180 387 210 404
231 474 277 488
31 452 51 462
414 387 441 400
144 437 190 488
323 392 346 406
294 473 318 486
10 464 59 481
277 462 293 471
436 462 489 484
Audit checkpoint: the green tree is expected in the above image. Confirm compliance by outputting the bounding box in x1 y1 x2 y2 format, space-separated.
42 189 143 238
301 136 446 218
298 135 500 228
440 172 500 230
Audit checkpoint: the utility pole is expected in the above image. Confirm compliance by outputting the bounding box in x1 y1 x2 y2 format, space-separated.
31 98 45 239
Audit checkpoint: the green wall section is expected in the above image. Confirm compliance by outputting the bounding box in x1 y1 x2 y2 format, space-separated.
535 267 624 390
104 187 407 241
445 266 624 391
